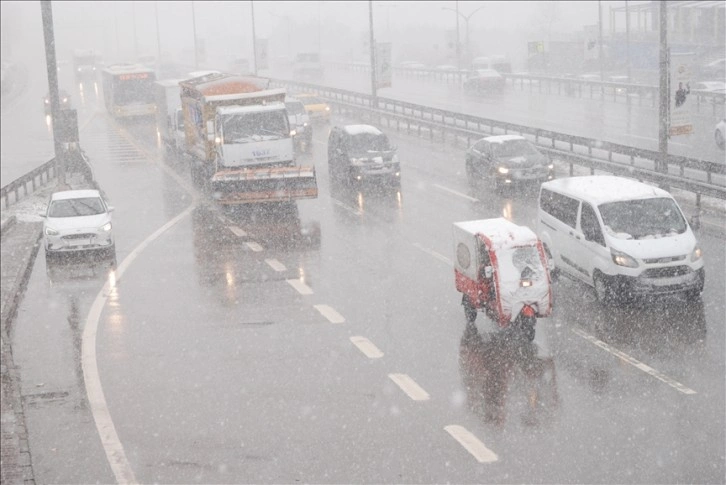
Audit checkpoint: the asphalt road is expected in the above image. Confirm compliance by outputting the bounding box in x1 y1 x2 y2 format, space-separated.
9 105 726 483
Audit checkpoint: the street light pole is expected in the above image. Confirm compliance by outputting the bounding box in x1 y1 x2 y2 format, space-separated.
369 0 377 102
192 1 198 69
132 1 138 61
657 0 669 174
625 0 631 82
155 1 162 72
455 0 461 71
40 0 65 187
251 1 258 75
442 6 485 69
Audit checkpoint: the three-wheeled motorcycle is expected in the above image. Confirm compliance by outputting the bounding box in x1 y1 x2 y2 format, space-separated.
453 218 553 341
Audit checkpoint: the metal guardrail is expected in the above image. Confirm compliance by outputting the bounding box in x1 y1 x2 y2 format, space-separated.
327 61 726 114
0 158 57 210
272 78 726 206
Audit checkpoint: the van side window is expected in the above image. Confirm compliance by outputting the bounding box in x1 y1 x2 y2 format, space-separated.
473 140 489 154
580 203 605 246
540 188 579 228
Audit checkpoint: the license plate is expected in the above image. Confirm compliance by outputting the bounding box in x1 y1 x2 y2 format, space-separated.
649 273 694 286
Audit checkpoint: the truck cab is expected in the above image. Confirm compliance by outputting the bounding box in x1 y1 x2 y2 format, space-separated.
285 97 312 154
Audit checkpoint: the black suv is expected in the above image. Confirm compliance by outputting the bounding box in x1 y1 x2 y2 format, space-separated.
327 125 400 186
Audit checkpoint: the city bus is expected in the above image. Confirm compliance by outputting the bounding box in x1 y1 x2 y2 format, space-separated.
101 64 157 118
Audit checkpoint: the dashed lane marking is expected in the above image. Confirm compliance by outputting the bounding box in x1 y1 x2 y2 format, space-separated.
229 225 247 237
444 425 499 463
413 243 452 266
286 278 314 295
571 327 697 395
314 304 346 323
433 183 479 202
388 373 430 401
350 336 384 358
246 241 263 252
265 258 286 272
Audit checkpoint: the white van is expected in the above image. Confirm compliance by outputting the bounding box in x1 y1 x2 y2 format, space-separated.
537 176 705 302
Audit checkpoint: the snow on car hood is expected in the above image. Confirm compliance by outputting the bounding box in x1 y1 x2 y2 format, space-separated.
45 213 110 232
607 230 696 260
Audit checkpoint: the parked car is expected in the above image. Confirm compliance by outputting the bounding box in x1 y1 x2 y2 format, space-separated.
41 189 116 265
715 118 726 150
327 124 400 187
537 176 705 303
295 93 331 122
465 135 554 190
463 69 504 94
285 97 312 153
43 89 72 115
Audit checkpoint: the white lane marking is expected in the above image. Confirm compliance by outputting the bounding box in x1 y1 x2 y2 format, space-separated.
571 327 697 395
331 198 362 216
433 183 479 202
229 225 247 237
444 425 499 463
413 243 452 266
350 336 384 358
286 278 314 295
388 373 430 401
265 258 286 272
314 304 346 323
246 241 264 252
83 207 195 485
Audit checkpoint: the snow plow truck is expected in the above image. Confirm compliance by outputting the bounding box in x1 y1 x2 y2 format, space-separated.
179 73 318 204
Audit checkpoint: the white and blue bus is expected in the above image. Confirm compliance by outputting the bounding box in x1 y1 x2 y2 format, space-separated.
101 64 156 118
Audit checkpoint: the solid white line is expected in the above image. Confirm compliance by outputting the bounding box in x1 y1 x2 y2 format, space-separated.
433 183 479 202
286 278 314 295
444 425 499 463
246 241 264 252
350 336 384 358
388 373 430 401
265 258 286 272
413 242 452 266
83 206 195 485
314 304 346 323
571 327 697 395
229 225 247 237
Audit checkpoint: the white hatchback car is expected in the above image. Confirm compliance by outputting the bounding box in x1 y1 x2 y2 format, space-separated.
42 189 115 264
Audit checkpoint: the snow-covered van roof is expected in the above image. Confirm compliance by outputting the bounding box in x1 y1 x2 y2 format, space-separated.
343 124 383 136
482 135 524 144
541 176 671 206
454 218 539 250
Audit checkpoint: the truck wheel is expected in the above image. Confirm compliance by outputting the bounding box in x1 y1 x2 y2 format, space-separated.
463 295 477 322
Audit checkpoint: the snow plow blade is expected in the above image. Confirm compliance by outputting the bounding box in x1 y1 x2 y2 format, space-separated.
210 166 318 205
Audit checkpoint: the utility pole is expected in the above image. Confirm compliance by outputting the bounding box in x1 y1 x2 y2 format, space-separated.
40 0 66 187
598 0 604 84
369 0 377 103
192 1 198 69
132 1 138 61
155 1 162 72
625 0 631 83
251 1 258 75
455 0 461 72
657 0 669 174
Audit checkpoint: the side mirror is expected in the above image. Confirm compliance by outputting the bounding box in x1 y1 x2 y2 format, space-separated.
107 206 115 213
479 265 493 279
38 212 46 218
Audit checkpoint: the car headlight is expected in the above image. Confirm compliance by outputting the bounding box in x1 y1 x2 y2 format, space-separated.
303 122 308 127
497 166 509 174
101 222 112 232
45 227 59 236
290 129 297 137
62 97 68 103
325 106 330 111
691 246 702 262
45 99 49 104
611 248 639 268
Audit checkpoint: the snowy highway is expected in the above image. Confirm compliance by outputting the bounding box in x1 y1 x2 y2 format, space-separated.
6 74 726 483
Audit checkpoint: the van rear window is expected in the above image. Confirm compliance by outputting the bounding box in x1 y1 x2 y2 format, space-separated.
540 188 579 228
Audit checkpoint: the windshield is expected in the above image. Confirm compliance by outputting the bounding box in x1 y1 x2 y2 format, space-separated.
492 139 541 158
222 110 289 142
74 55 95 66
505 245 546 280
112 77 155 105
48 197 105 217
301 96 324 105
347 133 393 154
285 101 306 116
599 197 687 239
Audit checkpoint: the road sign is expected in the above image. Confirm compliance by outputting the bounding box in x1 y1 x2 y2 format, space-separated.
669 52 693 137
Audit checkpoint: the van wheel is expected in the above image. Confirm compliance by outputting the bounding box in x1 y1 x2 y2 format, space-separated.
463 295 477 322
543 244 558 282
593 272 611 303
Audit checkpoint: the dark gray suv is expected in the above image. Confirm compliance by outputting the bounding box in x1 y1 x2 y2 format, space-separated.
327 125 400 187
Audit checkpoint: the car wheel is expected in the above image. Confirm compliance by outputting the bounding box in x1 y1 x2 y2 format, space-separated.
593 272 611 303
543 244 559 282
465 159 476 186
716 129 725 150
463 294 477 322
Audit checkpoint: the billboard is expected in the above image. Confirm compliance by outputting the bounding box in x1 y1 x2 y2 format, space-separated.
376 42 392 89
669 52 693 137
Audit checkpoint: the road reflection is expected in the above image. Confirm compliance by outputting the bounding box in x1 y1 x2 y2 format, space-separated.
330 178 403 223
459 321 559 429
